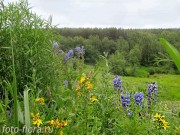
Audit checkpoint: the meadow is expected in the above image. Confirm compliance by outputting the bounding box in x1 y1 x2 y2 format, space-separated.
0 1 180 135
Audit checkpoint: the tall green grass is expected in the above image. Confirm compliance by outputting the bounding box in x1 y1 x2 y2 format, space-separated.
160 38 180 72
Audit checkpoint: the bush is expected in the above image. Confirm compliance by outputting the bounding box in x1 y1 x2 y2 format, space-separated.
109 51 126 75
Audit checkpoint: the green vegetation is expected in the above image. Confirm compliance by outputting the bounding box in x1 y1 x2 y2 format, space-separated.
160 38 180 72
56 28 180 75
0 1 179 135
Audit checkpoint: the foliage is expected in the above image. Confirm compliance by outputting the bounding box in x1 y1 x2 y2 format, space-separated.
57 29 180 75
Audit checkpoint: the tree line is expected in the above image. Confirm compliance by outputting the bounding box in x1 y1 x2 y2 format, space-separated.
55 28 180 76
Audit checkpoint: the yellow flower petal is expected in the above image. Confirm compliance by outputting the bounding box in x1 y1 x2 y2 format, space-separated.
90 96 98 102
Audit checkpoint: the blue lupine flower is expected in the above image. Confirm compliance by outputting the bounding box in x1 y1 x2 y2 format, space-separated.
148 84 152 94
134 92 144 106
75 46 85 57
121 92 130 108
64 49 74 61
113 75 123 91
147 82 158 109
67 49 74 57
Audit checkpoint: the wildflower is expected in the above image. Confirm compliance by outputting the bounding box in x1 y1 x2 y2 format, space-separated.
90 96 98 102
48 120 54 126
86 81 93 89
31 113 43 127
75 46 85 58
113 75 123 91
147 82 158 109
134 92 144 107
154 113 161 120
153 113 169 130
67 49 74 57
61 120 68 126
54 118 60 127
64 49 74 61
121 92 130 108
35 97 45 105
78 76 88 84
49 118 68 129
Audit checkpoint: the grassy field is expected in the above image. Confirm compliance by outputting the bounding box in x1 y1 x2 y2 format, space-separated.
122 74 180 101
86 64 180 101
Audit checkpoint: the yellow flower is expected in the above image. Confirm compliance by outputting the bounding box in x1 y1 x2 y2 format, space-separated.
78 76 86 84
162 123 169 130
57 123 63 128
54 118 60 127
48 120 54 126
35 97 45 105
161 119 169 130
61 120 68 127
31 113 43 127
154 113 169 130
90 96 98 102
154 113 161 120
86 82 93 89
33 119 43 127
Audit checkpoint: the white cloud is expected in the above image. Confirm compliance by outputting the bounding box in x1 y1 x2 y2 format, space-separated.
3 0 180 28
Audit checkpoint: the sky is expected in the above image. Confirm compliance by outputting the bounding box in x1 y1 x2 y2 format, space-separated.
4 0 180 28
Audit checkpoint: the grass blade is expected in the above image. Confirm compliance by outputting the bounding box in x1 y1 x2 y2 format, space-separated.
24 87 31 135
18 101 24 124
160 38 180 72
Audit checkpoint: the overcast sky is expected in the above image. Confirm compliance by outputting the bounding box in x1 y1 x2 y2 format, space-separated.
4 0 180 28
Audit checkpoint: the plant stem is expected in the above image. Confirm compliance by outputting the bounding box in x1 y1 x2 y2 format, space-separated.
11 30 19 128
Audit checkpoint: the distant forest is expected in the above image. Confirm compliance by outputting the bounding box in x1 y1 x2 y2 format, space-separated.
55 28 180 76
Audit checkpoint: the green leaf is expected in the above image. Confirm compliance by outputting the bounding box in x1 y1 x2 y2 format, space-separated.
160 38 180 72
24 87 31 135
18 101 24 124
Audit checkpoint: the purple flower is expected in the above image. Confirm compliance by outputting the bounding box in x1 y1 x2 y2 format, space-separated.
121 92 130 108
113 75 123 91
67 50 74 57
64 49 74 61
147 82 158 109
53 42 59 50
134 92 144 106
75 46 85 57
